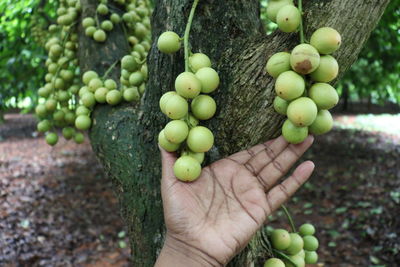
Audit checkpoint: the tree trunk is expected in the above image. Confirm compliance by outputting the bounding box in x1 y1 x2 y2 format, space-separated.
79 0 390 265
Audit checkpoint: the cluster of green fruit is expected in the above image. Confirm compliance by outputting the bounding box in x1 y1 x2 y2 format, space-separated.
35 0 152 146
157 31 220 182
264 224 319 267
266 0 302 33
265 2 342 144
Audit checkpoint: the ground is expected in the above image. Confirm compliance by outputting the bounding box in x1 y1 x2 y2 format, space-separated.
0 113 399 266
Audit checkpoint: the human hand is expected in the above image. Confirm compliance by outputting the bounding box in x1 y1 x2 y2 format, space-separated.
155 136 315 266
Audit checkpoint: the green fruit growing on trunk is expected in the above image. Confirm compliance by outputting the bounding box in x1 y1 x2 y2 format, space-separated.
82 70 98 85
310 27 342 54
195 67 220 93
164 120 189 144
308 83 339 109
158 130 180 152
88 78 103 92
310 55 339 82
106 90 122 105
175 72 202 99
94 87 109 103
129 71 145 86
303 235 319 251
189 53 211 72
173 156 202 182
159 91 178 114
287 97 318 127
64 112 75 125
266 0 294 22
37 120 51 132
286 233 304 255
309 110 333 135
75 115 91 130
164 94 188 119
74 132 85 144
282 119 308 144
157 31 181 54
305 251 318 264
187 126 214 153
263 258 285 267
76 105 90 116
275 71 305 100
266 52 291 78
191 95 217 120
46 132 58 146
276 5 301 33
101 20 113 31
81 92 96 108
45 99 57 112
35 104 47 117
93 29 107 42
273 96 289 115
53 110 65 121
123 88 140 102
104 79 117 90
290 44 320 74
62 127 75 140
121 55 139 72
271 229 291 250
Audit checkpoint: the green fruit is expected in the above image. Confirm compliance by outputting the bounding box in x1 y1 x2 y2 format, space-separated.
53 110 65 121
76 105 90 116
286 233 304 255
284 255 305 267
276 5 301 33
290 44 320 74
123 88 140 102
104 79 117 90
308 83 339 110
129 71 145 86
310 27 341 54
46 132 58 146
37 120 51 132
101 20 113 31
299 223 316 236
134 23 148 39
159 91 177 114
88 78 103 92
158 130 180 152
81 92 96 108
45 99 57 112
97 3 108 15
82 17 95 28
64 112 75 124
182 150 205 164
303 235 319 251
265 52 291 78
187 126 214 153
38 87 51 98
191 95 217 120
273 96 289 115
75 115 91 130
287 97 318 127
121 55 139 72
110 13 121 24
85 26 96 37
195 67 220 93
175 72 201 99
164 94 188 119
282 119 308 144
106 90 122 105
275 71 305 101
74 132 85 144
173 156 202 182
57 91 70 102
305 251 318 264
310 55 339 82
189 53 212 72
263 258 285 267
82 70 98 85
94 87 109 103
266 0 294 22
164 120 189 144
309 110 333 135
35 104 47 117
157 31 181 54
270 229 291 250
93 29 106 42
62 127 75 140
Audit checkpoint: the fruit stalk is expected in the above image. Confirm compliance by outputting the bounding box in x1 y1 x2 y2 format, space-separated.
298 0 305 44
184 0 200 72
272 249 298 266
282 205 296 232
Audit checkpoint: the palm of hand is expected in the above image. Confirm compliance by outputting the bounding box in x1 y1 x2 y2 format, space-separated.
161 136 314 265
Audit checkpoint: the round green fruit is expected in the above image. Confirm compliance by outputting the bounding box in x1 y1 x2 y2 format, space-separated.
299 223 316 236
104 79 117 90
53 110 65 121
310 55 339 82
191 95 217 120
266 0 294 22
173 156 202 182
265 52 291 78
85 26 96 37
62 127 75 140
290 44 320 74
263 258 285 267
164 120 189 144
97 3 108 15
106 90 122 105
275 71 305 101
45 99 57 112
308 83 339 110
75 115 91 130
305 251 318 264
101 20 113 31
287 97 318 127
273 96 289 115
276 5 301 33
303 235 319 251
93 29 106 42
282 119 308 144
88 78 103 92
35 104 47 117
82 70 98 85
82 17 95 28
94 87 109 103
158 130 180 152
286 233 304 255
195 67 220 93
187 126 214 153
121 55 139 72
310 27 341 55
74 132 85 144
129 71 144 86
175 72 201 99
164 94 188 119
64 112 75 125
37 120 51 132
76 105 90 116
46 132 58 146
182 150 205 164
123 88 140 102
159 91 178 114
189 53 212 72
81 92 96 108
270 229 291 250
309 110 333 135
157 31 181 54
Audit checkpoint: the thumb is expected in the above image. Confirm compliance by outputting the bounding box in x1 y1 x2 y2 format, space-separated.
159 145 178 182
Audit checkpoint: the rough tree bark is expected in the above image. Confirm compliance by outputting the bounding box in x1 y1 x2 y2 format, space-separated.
78 0 390 266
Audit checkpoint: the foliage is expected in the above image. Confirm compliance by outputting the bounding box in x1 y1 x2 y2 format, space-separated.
0 0 57 110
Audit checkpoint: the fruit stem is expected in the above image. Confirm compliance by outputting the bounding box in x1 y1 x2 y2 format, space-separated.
281 205 296 232
298 0 305 44
102 59 120 79
184 0 200 72
273 249 299 267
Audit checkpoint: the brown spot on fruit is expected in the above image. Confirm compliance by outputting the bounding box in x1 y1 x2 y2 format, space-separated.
295 60 312 74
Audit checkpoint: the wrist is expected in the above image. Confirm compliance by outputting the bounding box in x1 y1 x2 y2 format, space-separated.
155 234 224 267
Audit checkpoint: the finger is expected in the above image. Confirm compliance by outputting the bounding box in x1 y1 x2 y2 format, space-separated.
228 137 278 164
266 161 315 212
258 136 314 189
159 145 178 184
243 136 289 174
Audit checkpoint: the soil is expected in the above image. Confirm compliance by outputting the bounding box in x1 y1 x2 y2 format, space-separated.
1 113 399 266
